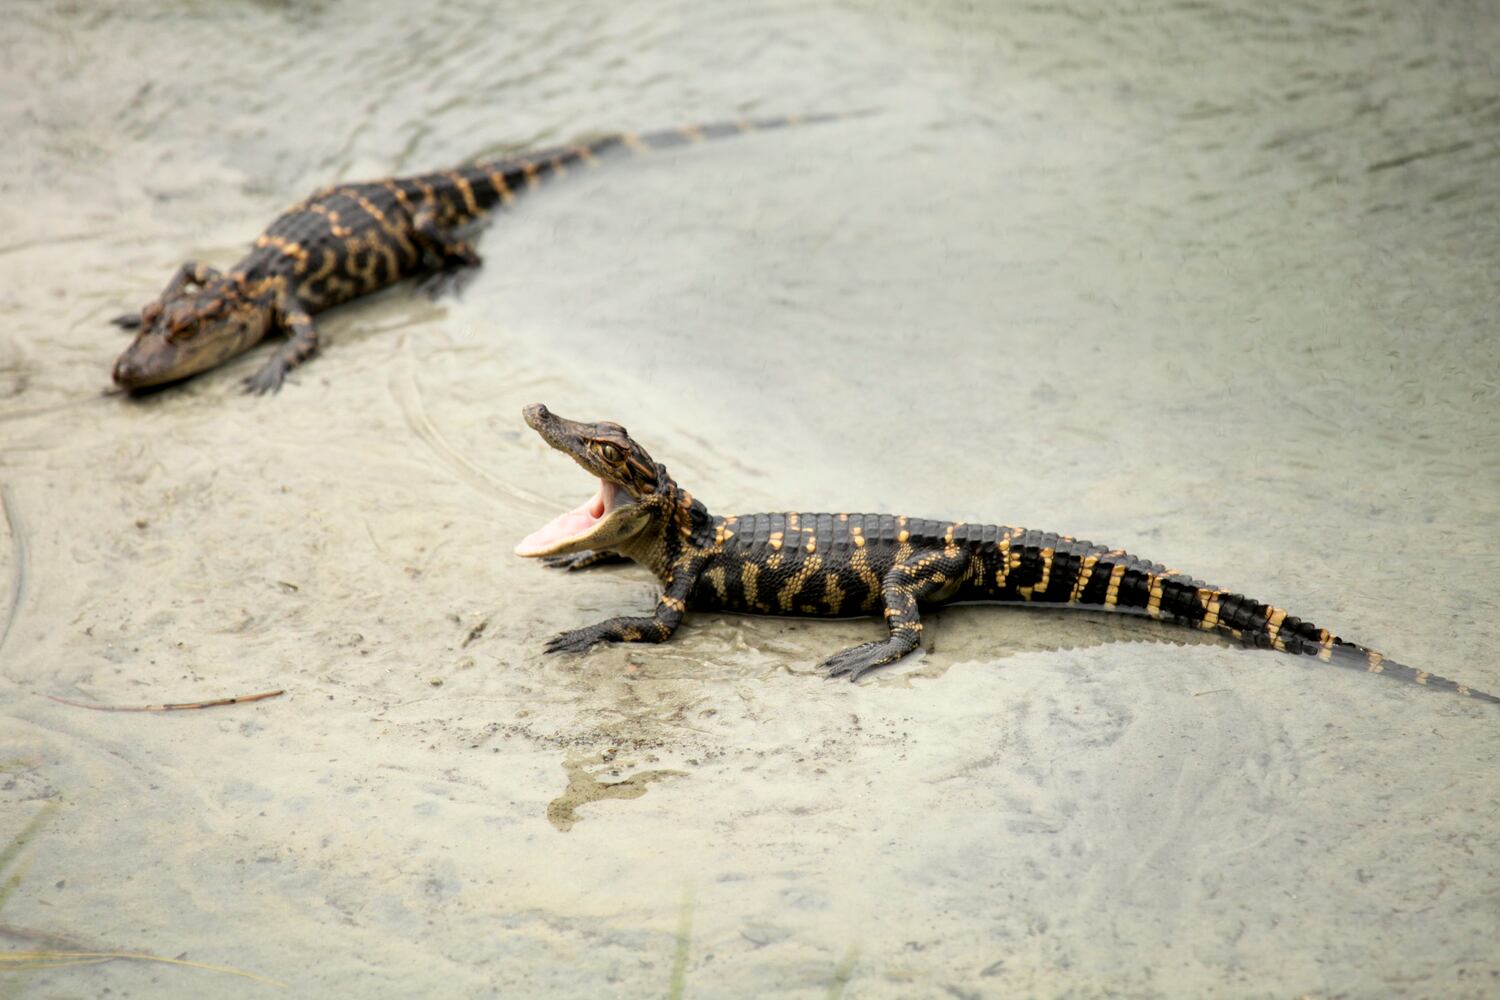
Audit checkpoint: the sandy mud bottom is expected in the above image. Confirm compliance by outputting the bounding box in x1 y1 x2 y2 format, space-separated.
2 1 1497 996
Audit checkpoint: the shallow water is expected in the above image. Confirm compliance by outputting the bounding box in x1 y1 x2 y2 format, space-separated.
2 0 1498 996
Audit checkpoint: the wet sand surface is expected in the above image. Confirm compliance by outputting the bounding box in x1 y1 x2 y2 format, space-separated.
2 0 1498 996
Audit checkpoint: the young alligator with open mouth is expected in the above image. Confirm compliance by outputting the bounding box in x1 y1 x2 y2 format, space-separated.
111 113 861 394
515 403 1497 704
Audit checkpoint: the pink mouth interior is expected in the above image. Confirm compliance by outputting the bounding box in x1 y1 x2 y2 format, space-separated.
514 480 618 556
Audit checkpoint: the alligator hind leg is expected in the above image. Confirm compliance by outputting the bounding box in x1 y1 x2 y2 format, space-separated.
113 261 223 328
821 548 969 682
411 204 482 298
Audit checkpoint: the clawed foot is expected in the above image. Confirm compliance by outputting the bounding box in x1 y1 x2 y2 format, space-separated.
243 361 286 395
819 639 906 682
544 626 613 655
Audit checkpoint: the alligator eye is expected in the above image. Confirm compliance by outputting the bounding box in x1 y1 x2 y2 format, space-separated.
164 321 195 343
600 444 622 463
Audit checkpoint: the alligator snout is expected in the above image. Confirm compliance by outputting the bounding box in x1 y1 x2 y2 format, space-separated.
522 403 550 430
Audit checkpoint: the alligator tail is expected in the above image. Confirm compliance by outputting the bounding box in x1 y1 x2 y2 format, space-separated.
997 532 1497 704
1110 557 1498 704
441 110 873 215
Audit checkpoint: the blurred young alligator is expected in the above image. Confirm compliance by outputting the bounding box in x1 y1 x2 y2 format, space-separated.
515 403 1497 704
111 113 861 394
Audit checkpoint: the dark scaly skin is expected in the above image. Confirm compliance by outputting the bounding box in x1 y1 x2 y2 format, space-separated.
517 404 1499 704
111 113 864 394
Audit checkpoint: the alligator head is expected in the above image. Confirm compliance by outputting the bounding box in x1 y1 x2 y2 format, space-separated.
516 403 705 560
112 279 272 389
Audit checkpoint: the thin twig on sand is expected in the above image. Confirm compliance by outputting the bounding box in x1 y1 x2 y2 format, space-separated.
45 689 285 713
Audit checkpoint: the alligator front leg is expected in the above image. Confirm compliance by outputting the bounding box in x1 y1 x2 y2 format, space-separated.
821 548 969 682
545 560 699 654
113 261 224 328
245 305 318 395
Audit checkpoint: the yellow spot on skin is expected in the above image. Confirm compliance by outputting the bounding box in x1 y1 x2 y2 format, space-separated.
742 562 762 610
768 531 783 552
837 513 849 522
704 565 727 602
1033 548 1054 595
523 163 541 191
1103 563 1126 606
823 572 845 613
898 530 910 543
853 535 865 548
486 169 516 206
850 548 881 608
1266 607 1287 640
805 537 817 553
549 156 569 179
265 235 308 264
994 536 1014 589
256 234 271 248
451 172 480 216
1265 607 1290 652
660 595 685 613
777 554 822 612
1146 578 1164 618
352 193 388 224
1457 684 1470 696
1069 555 1098 604
1197 589 1222 631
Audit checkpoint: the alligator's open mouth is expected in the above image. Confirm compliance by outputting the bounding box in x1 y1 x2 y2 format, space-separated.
514 479 630 557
